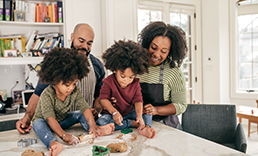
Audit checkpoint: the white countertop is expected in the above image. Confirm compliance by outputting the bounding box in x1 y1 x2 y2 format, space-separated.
0 121 248 156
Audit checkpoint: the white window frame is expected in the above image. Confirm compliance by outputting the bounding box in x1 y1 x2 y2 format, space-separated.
230 0 258 99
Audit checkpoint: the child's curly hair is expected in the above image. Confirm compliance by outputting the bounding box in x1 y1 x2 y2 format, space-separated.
102 40 150 75
138 21 187 68
38 47 90 85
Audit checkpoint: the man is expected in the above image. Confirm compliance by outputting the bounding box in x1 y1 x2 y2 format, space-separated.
16 23 105 134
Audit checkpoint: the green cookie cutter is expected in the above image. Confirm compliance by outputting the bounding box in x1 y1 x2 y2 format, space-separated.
92 145 111 156
121 128 133 134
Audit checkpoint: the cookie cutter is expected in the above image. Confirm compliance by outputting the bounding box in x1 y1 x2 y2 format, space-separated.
17 138 37 147
121 128 133 134
92 145 111 156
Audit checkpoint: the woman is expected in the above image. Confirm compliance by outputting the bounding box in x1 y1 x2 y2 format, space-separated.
137 21 188 129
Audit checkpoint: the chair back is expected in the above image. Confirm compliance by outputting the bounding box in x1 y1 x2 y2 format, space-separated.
182 104 237 144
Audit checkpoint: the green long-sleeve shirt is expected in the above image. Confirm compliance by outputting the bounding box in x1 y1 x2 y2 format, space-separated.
32 85 89 123
137 61 188 115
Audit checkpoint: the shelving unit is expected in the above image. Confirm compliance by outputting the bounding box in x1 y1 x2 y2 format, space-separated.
0 21 64 26
0 0 66 65
0 57 43 65
0 0 65 99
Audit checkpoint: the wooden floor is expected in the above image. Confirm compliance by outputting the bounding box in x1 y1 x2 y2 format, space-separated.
240 118 258 156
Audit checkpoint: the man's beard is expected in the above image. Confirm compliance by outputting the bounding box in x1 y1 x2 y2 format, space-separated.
71 41 91 57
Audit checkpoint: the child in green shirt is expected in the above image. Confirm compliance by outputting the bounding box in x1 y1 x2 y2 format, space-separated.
32 47 114 156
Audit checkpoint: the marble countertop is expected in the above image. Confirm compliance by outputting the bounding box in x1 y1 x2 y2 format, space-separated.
0 121 248 156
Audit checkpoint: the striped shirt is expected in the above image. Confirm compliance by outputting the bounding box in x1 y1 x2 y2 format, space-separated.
32 85 90 123
137 61 188 115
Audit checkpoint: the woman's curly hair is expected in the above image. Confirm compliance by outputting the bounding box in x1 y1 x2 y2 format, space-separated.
138 21 187 68
38 47 90 85
102 40 150 75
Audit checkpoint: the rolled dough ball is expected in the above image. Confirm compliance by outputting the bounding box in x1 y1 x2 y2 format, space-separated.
107 142 128 153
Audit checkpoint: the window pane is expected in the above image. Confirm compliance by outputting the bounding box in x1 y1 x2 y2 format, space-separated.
188 63 192 88
188 15 191 35
170 13 180 27
138 9 150 33
238 15 253 33
239 33 252 62
150 11 162 22
187 89 192 104
182 63 188 86
182 63 192 88
188 37 192 62
253 14 258 32
254 33 258 61
239 62 252 89
254 63 258 89
181 14 188 35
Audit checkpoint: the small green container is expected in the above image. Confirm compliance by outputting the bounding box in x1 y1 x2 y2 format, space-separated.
121 128 133 134
92 145 111 156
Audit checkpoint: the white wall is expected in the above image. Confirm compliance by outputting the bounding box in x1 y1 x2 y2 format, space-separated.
0 65 25 97
201 0 254 106
201 0 221 103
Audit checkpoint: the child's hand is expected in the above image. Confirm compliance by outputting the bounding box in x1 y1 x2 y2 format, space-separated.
136 117 145 130
113 111 123 126
62 133 80 145
89 125 101 137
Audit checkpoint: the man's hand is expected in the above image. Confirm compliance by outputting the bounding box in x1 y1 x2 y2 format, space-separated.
90 108 98 120
16 116 32 134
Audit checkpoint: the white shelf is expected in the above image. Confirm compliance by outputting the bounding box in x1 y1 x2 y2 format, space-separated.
0 21 64 27
0 57 43 65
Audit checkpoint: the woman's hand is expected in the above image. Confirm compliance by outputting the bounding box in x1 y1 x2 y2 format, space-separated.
113 111 123 126
143 104 157 115
62 133 80 145
136 117 145 130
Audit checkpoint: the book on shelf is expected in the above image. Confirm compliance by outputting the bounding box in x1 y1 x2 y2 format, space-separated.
0 36 25 56
60 34 64 47
25 31 37 52
27 2 35 22
0 39 4 56
57 1 63 23
0 0 3 21
0 0 63 23
25 32 63 54
3 0 12 21
48 4 52 22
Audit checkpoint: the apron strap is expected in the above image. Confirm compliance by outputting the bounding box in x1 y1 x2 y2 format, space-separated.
159 62 164 84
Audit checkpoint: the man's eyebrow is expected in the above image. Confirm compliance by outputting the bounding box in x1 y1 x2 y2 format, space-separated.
78 37 85 41
78 37 93 43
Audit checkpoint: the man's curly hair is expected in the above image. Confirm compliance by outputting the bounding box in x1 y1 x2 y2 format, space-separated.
138 21 187 68
102 40 150 75
38 47 90 85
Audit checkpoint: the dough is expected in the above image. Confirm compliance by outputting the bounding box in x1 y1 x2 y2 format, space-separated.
78 134 95 142
116 133 137 142
21 149 35 156
32 151 45 156
21 150 45 156
107 142 128 153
